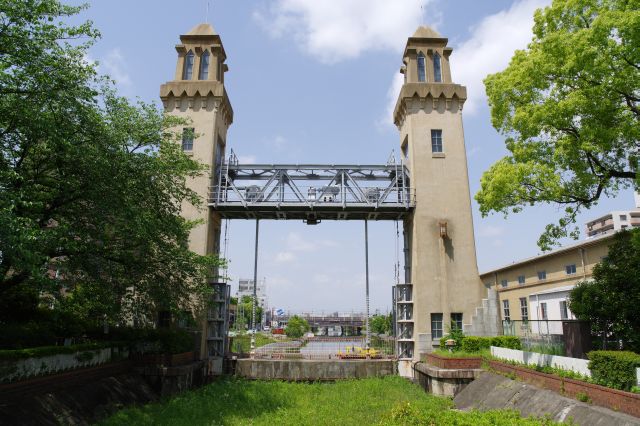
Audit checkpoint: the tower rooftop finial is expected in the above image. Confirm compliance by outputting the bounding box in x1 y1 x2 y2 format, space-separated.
186 23 217 36
411 26 443 39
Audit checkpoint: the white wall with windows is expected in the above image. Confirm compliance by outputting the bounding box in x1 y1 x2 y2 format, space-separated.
528 285 577 335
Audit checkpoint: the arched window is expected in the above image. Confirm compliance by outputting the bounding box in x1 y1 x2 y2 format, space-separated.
183 50 194 80
433 52 442 82
199 50 210 80
417 52 426 82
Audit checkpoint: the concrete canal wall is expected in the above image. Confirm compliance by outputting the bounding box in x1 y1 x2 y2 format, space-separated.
236 359 396 381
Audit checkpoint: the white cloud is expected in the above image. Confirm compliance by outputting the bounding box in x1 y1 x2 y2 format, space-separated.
273 135 287 150
101 48 132 89
254 0 434 64
378 72 404 129
285 232 316 252
466 145 481 158
478 224 505 238
454 0 550 113
281 232 338 254
275 251 295 262
313 274 330 284
238 155 257 164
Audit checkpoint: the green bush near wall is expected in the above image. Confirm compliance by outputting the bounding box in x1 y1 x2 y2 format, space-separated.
0 342 114 361
588 350 640 391
460 336 492 352
491 336 522 350
459 336 521 352
438 335 522 353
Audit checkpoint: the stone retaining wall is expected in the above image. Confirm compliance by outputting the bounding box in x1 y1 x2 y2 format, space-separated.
414 362 482 397
455 371 640 425
489 360 640 418
425 353 482 369
0 360 133 401
235 359 395 381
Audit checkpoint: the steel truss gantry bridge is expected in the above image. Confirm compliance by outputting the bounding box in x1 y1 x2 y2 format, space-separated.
210 151 415 353
210 151 415 221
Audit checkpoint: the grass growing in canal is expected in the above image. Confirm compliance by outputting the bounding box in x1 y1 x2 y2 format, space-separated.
229 334 279 353
101 376 559 425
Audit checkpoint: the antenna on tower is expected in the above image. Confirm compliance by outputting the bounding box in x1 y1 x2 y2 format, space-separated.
206 0 211 24
420 2 426 26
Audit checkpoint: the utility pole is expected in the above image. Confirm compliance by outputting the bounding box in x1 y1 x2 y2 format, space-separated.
250 219 259 351
365 219 371 349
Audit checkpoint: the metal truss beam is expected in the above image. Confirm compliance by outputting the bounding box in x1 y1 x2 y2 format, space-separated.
210 151 415 220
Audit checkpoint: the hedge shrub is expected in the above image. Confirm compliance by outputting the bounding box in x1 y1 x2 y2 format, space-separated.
588 350 640 391
460 336 492 352
491 336 522 350
438 335 522 353
0 342 115 361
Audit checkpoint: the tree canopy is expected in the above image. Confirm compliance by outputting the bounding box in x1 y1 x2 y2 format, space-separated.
370 313 392 335
477 0 639 249
569 229 640 352
285 315 310 338
0 0 222 326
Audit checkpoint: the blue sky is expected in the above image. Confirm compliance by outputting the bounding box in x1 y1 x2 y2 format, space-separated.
76 0 634 313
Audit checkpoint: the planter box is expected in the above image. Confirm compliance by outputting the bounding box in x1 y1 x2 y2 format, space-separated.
488 360 640 418
136 351 194 367
426 353 482 370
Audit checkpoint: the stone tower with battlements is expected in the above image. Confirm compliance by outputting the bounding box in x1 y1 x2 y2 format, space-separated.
394 27 490 362
160 23 233 367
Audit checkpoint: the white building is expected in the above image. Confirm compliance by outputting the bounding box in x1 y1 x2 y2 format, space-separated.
528 285 577 335
585 192 640 238
237 278 268 308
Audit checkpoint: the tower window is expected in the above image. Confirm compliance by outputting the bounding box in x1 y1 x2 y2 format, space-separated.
433 52 442 82
450 313 463 331
417 52 426 82
502 300 511 321
401 136 409 160
182 127 194 151
199 50 210 80
183 50 194 80
431 129 443 153
430 313 443 339
520 297 528 321
540 302 548 320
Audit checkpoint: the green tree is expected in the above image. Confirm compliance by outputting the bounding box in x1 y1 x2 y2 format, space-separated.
0 0 223 326
239 295 263 329
477 0 640 250
285 315 309 338
370 313 393 335
569 229 640 351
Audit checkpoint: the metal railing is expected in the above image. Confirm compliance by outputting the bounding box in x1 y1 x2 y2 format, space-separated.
502 320 566 355
233 335 396 360
209 152 415 220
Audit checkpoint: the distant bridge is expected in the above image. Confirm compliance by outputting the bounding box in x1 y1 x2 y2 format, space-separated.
272 313 367 329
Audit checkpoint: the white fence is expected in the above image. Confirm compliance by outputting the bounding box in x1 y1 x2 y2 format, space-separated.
490 346 591 377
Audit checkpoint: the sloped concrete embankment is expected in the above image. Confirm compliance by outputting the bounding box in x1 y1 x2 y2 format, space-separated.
454 372 640 426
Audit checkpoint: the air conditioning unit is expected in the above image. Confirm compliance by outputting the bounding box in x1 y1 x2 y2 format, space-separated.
365 187 381 202
320 186 340 202
245 185 263 202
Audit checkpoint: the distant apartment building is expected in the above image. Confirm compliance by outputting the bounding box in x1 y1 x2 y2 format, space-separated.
237 278 268 308
480 233 614 335
585 193 640 238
